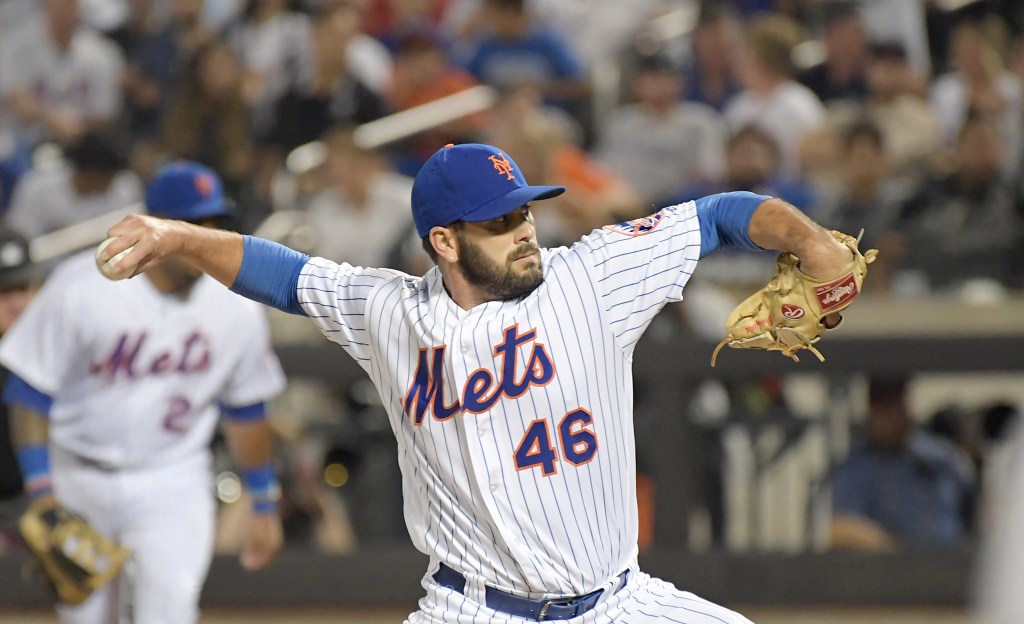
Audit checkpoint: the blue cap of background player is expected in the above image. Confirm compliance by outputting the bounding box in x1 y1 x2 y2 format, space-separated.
145 161 233 222
411 143 565 237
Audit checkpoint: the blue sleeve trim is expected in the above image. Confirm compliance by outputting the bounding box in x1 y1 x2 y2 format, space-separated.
230 235 309 316
16 445 52 498
240 462 280 515
220 401 267 422
3 374 53 417
695 191 771 258
16 445 50 481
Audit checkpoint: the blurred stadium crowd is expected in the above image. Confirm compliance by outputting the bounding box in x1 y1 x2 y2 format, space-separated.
0 0 1023 561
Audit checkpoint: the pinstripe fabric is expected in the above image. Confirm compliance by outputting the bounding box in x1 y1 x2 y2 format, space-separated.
296 202 751 622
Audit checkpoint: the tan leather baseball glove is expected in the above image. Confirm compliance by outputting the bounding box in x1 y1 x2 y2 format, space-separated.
19 498 131 605
710 230 878 366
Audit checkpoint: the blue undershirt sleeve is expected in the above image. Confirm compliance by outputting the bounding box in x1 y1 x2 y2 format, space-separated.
2 374 54 416
219 401 267 422
230 236 309 316
694 191 772 258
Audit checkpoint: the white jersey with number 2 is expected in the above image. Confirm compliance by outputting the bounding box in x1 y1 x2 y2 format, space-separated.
0 251 286 468
296 201 753 623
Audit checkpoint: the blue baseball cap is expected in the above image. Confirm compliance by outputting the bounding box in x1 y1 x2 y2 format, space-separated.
145 161 232 222
412 143 565 237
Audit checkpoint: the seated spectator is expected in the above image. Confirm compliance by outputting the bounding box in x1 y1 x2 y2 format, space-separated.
669 126 814 215
930 17 1023 175
5 132 142 239
830 376 977 551
725 13 826 174
227 0 314 142
812 119 912 292
388 32 477 113
366 0 450 53
458 0 590 114
0 0 124 146
138 41 255 202
596 52 726 207
864 41 941 178
167 0 220 61
387 31 482 175
684 4 743 112
858 0 931 76
795 125 844 212
113 0 237 142
816 119 909 247
798 2 869 103
895 113 1024 290
268 3 389 155
482 86 641 246
301 128 416 268
110 0 195 141
340 2 395 99
521 0 669 72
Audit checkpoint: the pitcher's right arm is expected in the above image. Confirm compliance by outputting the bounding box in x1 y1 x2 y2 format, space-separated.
100 215 310 315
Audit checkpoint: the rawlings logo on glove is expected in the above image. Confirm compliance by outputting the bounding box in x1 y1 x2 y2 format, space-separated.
710 230 878 366
817 275 859 310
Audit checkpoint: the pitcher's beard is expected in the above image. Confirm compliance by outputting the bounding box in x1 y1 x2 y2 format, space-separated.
457 235 543 301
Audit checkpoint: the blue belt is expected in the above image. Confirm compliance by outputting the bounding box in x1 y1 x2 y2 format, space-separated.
433 563 629 621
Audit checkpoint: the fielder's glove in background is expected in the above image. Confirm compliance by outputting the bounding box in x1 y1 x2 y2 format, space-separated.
711 230 878 366
19 498 131 605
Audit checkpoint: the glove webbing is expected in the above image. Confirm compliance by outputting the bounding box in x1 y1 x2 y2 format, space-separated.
44 509 119 583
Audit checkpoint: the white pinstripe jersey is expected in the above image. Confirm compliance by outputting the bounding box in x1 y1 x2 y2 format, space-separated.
298 201 700 597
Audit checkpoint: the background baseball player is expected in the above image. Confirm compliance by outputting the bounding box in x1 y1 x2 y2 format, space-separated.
0 225 44 540
2 162 286 623
99 143 866 623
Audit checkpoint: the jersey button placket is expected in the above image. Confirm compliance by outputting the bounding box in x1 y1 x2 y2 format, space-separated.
451 325 495 497
457 324 510 540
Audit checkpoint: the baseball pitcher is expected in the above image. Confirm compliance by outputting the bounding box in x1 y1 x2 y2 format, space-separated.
98 144 873 623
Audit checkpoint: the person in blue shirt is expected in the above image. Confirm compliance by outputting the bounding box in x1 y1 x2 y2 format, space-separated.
460 0 590 112
669 126 815 214
830 376 977 550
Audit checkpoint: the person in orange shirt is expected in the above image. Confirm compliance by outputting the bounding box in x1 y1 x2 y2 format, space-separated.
389 32 483 172
483 86 642 244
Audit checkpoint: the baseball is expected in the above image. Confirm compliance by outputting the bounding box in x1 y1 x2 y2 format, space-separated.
95 238 135 281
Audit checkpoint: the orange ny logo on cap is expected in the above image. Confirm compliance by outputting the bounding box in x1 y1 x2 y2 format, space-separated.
194 172 214 198
488 153 515 181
